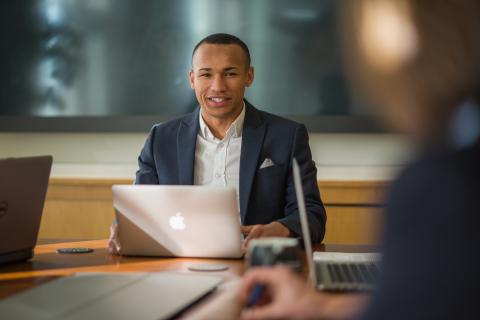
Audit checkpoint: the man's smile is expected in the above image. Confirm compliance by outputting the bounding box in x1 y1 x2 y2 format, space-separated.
207 96 231 106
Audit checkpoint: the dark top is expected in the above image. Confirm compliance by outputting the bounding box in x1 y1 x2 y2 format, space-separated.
361 138 480 319
135 101 327 243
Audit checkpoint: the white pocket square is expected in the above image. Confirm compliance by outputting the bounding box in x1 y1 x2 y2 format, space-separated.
260 158 275 169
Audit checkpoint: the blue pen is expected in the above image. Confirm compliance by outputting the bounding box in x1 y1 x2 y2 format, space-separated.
246 284 265 308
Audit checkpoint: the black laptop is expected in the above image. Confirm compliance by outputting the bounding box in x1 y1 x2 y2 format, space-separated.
0 155 52 265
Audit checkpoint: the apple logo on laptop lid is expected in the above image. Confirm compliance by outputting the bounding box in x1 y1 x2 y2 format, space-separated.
169 212 186 230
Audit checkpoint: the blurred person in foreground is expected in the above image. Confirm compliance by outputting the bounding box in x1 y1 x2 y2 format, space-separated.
240 0 480 319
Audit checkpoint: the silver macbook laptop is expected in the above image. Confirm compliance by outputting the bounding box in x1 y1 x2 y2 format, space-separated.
0 272 222 320
0 155 52 265
112 185 243 258
293 159 380 292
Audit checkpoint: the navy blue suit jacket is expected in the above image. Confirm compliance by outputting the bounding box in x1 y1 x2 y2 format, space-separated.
135 101 326 243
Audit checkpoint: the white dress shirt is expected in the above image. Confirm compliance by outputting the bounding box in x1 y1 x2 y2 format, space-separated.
194 105 245 207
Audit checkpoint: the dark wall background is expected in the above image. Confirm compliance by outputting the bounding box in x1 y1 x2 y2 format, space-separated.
0 0 378 132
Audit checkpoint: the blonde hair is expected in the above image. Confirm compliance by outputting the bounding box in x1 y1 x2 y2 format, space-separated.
341 0 480 137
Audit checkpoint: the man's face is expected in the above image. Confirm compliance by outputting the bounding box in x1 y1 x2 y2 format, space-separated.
189 43 254 122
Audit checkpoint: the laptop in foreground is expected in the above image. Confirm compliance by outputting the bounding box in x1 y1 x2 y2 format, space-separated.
0 272 222 320
0 155 52 265
112 185 243 258
293 158 381 291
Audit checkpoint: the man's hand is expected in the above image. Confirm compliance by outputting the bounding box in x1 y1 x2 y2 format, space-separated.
107 222 122 255
239 266 369 320
241 221 291 253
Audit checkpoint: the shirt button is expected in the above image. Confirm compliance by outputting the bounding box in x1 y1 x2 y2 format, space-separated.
215 173 222 179
218 142 224 148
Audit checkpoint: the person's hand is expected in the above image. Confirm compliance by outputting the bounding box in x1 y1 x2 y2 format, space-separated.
107 222 122 255
239 266 322 320
240 266 369 320
241 222 290 253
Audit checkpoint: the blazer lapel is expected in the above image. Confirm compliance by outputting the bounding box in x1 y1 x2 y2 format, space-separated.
177 107 200 185
239 102 266 223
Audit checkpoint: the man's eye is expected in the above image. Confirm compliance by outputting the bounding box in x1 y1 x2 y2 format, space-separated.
200 74 211 78
225 72 237 76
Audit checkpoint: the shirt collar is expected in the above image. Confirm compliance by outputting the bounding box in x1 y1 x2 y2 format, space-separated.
198 102 245 141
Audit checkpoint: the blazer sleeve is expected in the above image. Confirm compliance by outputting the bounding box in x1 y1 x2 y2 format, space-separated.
277 124 327 243
135 125 159 184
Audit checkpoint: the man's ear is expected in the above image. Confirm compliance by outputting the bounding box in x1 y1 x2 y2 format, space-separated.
188 69 195 90
246 66 254 87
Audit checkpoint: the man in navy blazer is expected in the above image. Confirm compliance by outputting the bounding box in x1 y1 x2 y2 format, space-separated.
109 33 326 253
136 99 326 243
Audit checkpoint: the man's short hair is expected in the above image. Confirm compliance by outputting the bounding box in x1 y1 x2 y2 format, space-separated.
192 33 251 68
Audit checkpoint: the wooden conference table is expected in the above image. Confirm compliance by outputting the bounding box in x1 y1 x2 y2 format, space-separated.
0 239 376 319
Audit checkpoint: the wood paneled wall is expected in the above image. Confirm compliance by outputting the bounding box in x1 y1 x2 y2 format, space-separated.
320 181 388 244
39 179 389 245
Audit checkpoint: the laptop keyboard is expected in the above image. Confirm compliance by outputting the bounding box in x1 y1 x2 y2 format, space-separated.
316 261 380 291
